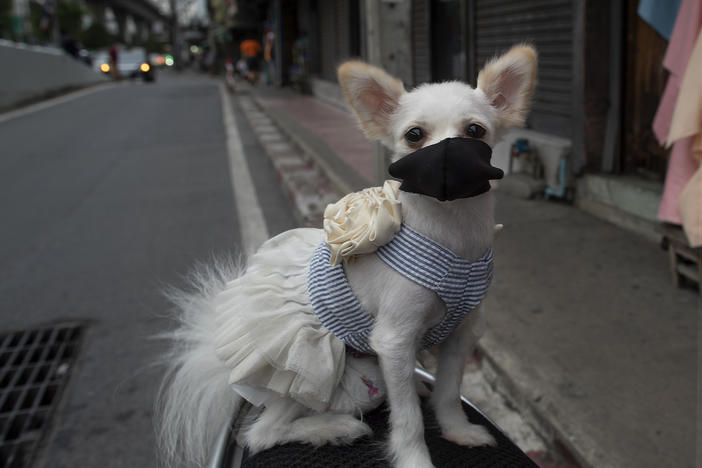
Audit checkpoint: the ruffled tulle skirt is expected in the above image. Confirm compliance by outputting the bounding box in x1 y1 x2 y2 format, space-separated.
213 228 385 413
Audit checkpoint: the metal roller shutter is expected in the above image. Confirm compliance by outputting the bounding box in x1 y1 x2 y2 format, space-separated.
318 0 337 81
412 0 432 86
317 0 359 82
474 0 574 137
336 0 350 62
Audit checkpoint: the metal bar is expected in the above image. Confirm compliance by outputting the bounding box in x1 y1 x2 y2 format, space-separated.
477 36 573 49
476 9 571 28
601 0 623 173
0 331 39 421
207 419 235 468
0 324 83 468
477 42 574 55
21 329 58 391
534 91 573 105
0 333 13 350
0 330 40 468
466 0 477 84
16 329 66 444
570 0 586 173
476 0 571 16
530 102 572 116
478 23 572 38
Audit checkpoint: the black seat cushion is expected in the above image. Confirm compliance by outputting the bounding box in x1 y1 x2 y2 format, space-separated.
241 398 538 467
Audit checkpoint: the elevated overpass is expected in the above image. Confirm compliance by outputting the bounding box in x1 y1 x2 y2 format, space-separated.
87 0 170 43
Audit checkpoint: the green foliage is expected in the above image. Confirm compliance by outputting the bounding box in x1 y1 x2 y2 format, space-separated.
29 1 52 42
0 0 12 39
82 22 113 49
28 0 87 43
143 34 167 53
57 0 84 37
126 32 169 53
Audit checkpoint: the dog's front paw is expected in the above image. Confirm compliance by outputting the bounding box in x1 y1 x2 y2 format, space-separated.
245 424 288 453
442 422 497 447
289 413 372 447
245 412 372 453
388 434 435 468
391 448 435 468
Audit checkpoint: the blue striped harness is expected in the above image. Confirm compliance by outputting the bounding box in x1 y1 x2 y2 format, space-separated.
307 225 494 354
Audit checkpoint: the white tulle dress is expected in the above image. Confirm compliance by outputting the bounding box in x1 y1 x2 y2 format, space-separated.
213 228 392 413
211 234 389 414
211 182 402 414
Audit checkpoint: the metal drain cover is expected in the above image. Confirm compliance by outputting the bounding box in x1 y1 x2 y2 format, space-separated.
0 324 84 468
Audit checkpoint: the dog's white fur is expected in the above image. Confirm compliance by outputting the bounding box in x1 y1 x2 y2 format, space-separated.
157 44 537 468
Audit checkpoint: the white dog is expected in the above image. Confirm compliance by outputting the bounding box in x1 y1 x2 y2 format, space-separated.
158 44 537 468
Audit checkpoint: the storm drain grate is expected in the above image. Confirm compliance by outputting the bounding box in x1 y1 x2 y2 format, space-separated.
0 324 84 468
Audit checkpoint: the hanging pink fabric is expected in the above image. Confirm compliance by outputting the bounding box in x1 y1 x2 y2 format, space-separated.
679 165 702 246
668 30 702 246
659 137 699 225
667 30 702 154
653 0 702 224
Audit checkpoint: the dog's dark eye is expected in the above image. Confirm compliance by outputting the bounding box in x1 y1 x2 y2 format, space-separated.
405 127 424 143
466 124 486 139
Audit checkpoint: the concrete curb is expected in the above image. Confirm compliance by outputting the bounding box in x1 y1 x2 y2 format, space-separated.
248 92 368 195
478 338 588 468
235 92 341 227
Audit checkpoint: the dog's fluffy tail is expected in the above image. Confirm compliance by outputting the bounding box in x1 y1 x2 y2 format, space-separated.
156 256 245 467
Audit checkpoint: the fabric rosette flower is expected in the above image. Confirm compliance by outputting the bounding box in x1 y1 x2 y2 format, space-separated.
323 180 402 265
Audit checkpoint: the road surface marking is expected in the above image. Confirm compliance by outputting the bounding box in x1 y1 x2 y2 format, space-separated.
219 83 269 254
0 83 117 124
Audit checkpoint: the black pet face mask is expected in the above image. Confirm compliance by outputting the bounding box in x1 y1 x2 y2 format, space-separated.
388 137 504 201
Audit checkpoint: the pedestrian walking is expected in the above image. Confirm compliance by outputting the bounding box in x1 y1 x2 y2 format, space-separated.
109 44 120 80
240 38 262 85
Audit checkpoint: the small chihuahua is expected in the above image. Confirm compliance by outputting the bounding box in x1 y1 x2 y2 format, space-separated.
158 44 537 468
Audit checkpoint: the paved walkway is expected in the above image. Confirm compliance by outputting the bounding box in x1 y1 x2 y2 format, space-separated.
483 195 697 468
240 82 699 468
250 86 374 191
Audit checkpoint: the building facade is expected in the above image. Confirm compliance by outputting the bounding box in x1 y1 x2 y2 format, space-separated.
254 0 671 239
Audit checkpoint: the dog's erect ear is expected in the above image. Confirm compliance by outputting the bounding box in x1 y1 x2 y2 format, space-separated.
338 61 405 144
477 45 537 129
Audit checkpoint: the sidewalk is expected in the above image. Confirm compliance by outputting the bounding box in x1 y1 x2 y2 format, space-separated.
238 83 699 468
251 85 374 192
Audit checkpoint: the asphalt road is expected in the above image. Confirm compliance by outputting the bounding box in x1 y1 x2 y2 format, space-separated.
0 72 295 467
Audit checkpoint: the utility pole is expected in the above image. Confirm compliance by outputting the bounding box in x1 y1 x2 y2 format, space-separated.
362 0 412 84
11 0 29 40
362 0 412 184
169 0 180 69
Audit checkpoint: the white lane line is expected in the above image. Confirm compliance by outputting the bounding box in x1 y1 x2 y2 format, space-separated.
0 82 117 124
219 83 269 254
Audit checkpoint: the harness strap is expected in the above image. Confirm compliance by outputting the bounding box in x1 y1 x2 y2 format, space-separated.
376 225 493 348
308 225 493 354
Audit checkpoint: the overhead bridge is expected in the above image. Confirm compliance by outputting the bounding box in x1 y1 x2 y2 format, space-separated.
87 0 170 44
